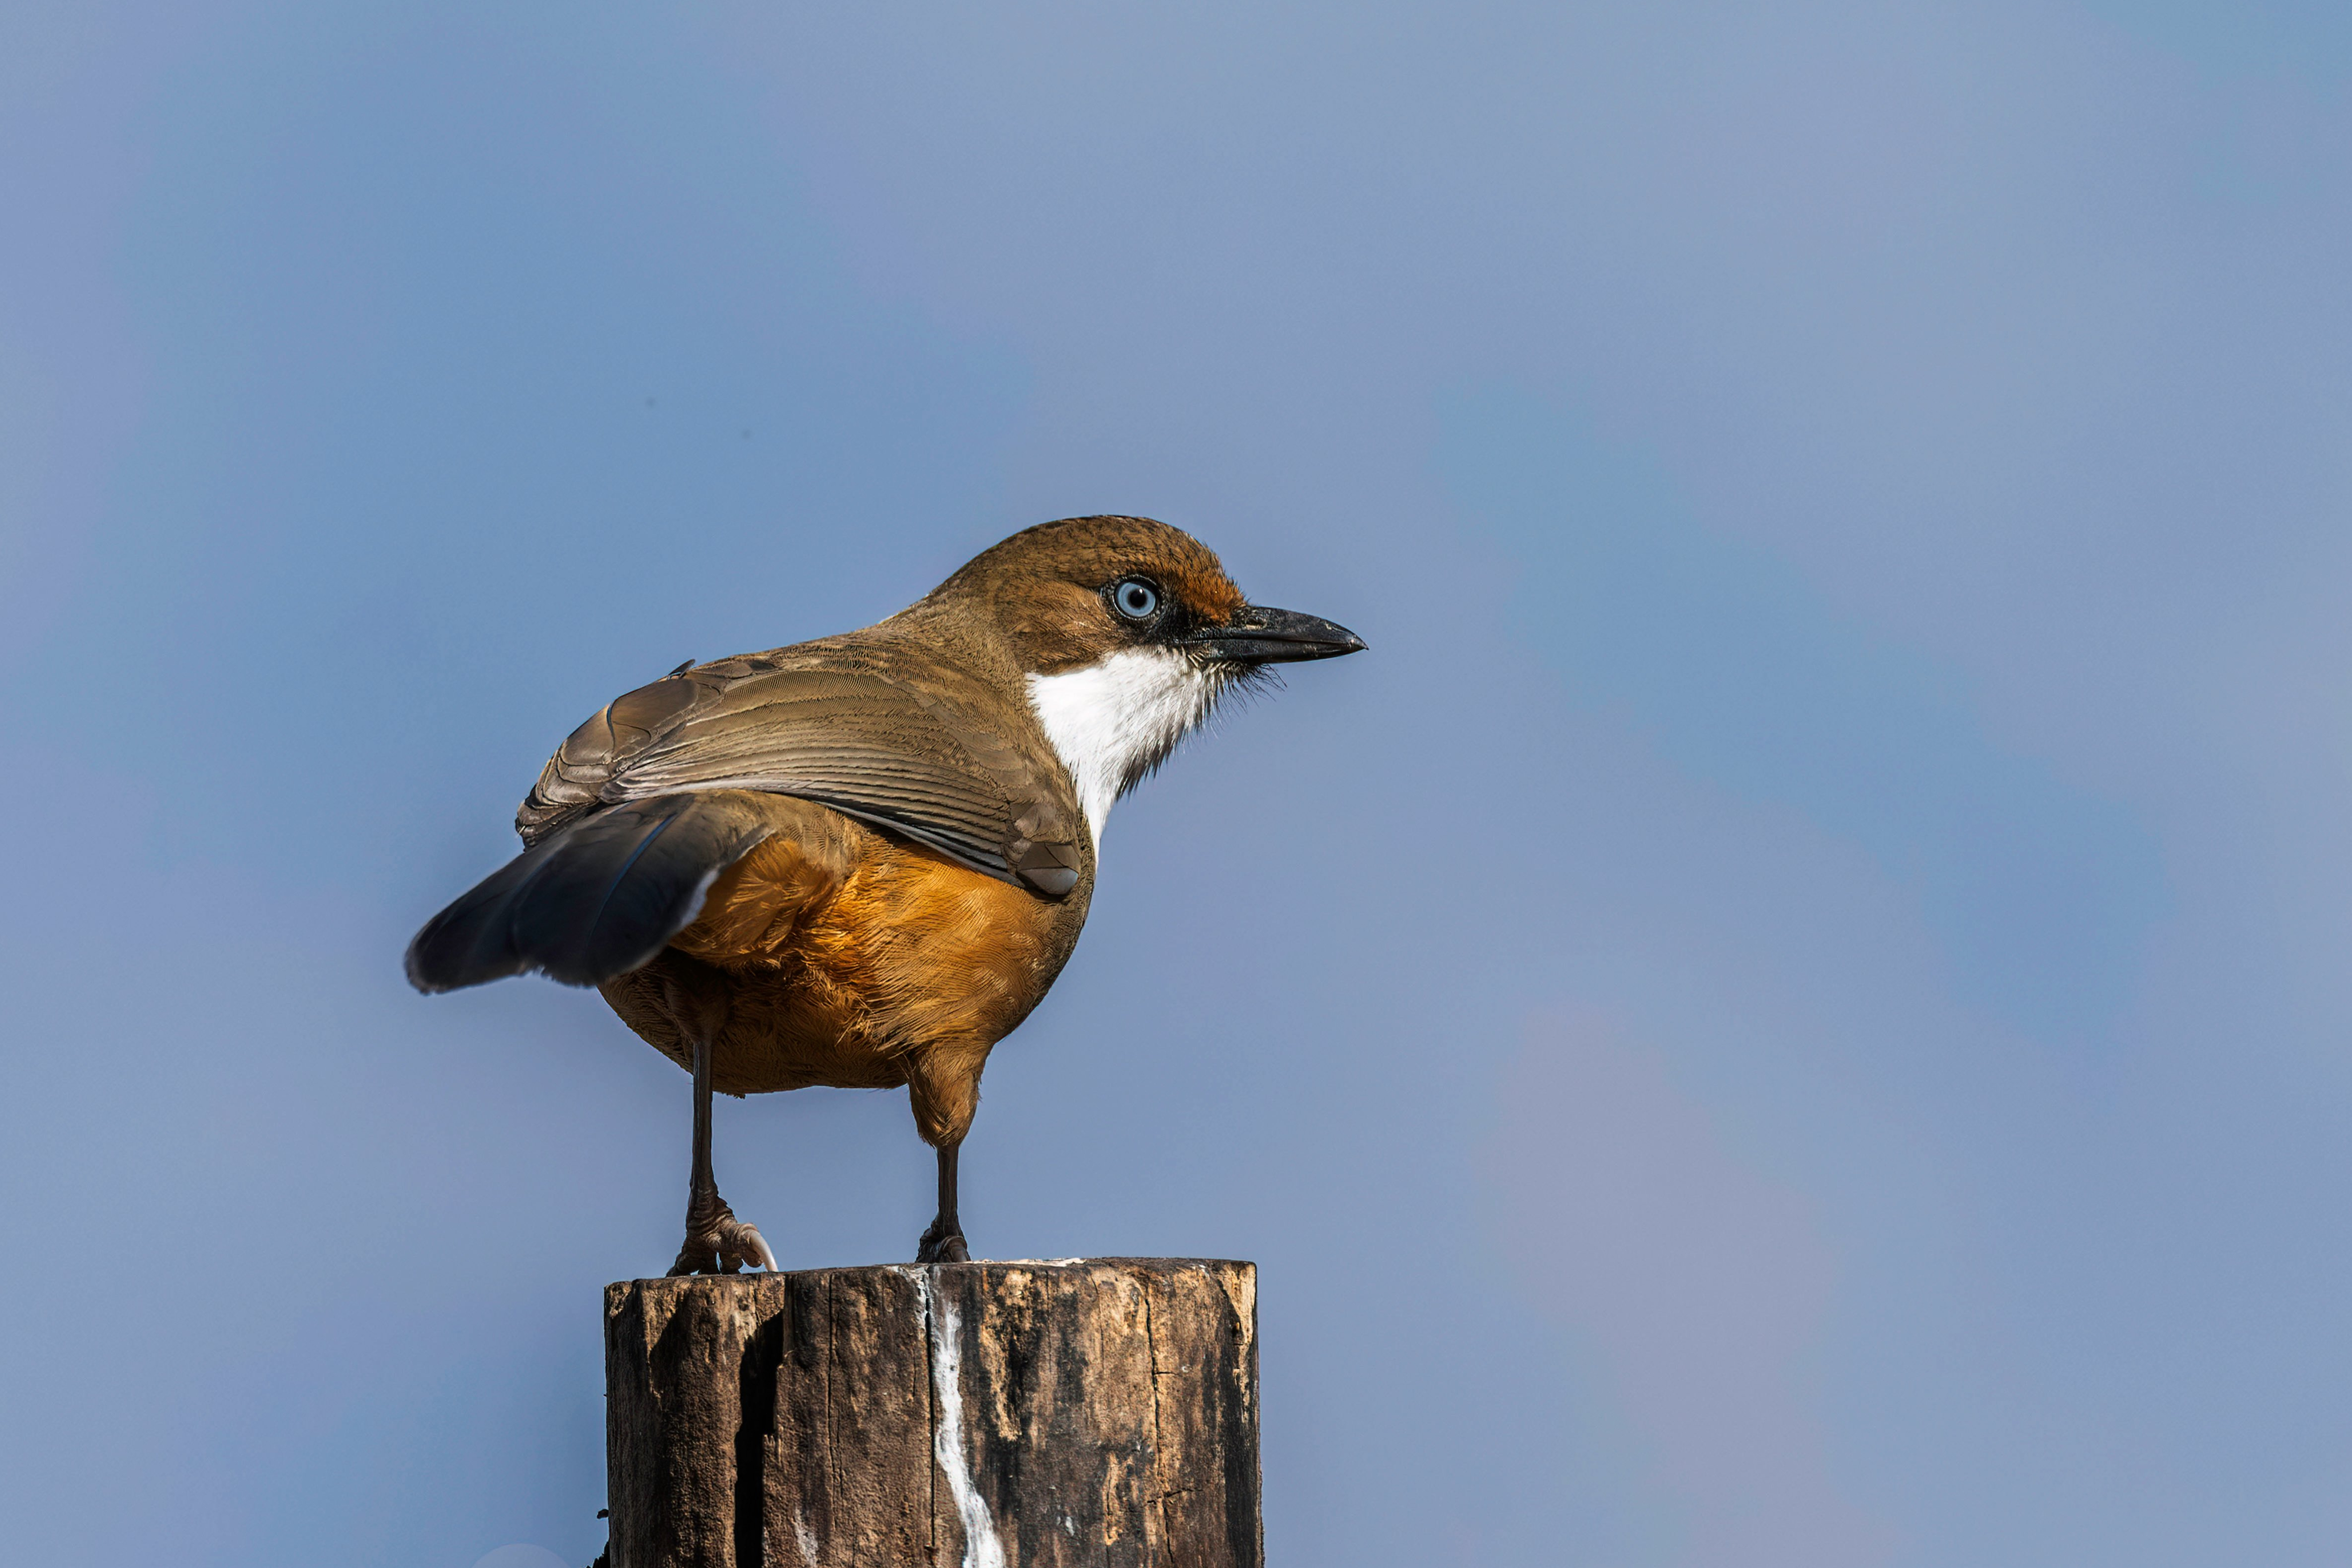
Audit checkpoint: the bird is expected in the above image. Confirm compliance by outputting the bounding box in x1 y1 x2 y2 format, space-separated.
405 515 1364 1274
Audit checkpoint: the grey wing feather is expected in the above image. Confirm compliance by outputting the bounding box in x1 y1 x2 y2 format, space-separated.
515 652 1082 896
406 792 776 992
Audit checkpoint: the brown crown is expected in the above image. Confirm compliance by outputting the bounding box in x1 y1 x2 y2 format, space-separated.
924 515 1248 675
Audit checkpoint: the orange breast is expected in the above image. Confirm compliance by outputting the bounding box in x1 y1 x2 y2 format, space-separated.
602 799 1087 1100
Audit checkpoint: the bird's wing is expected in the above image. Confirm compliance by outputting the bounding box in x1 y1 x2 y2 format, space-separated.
515 647 1085 897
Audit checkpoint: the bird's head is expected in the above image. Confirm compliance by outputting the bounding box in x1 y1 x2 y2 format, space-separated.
924 514 1366 838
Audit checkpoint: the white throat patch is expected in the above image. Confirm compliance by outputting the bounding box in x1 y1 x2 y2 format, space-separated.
1026 648 1223 845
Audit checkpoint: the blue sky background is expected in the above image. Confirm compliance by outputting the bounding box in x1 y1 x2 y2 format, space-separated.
5 3 2351 1564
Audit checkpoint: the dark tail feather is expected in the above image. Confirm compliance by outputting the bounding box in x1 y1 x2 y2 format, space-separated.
405 793 772 993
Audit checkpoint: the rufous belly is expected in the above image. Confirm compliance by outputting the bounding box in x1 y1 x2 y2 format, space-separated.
597 798 1088 1141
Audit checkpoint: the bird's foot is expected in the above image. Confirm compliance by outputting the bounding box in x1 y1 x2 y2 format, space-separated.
667 1192 778 1276
915 1217 969 1264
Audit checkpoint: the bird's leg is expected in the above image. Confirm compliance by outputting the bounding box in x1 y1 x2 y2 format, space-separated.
666 1029 778 1277
915 1142 970 1263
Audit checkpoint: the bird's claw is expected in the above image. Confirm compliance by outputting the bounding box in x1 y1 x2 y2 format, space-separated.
915 1220 969 1264
667 1196 779 1276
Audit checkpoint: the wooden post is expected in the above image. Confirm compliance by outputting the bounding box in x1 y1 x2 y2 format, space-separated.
604 1259 1261 1568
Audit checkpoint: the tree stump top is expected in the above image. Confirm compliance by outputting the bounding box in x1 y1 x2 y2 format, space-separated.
605 1259 1261 1568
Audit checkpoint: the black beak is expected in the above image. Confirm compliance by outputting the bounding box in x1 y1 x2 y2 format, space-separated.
1187 605 1368 664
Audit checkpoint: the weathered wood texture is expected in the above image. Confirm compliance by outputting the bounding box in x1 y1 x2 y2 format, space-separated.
606 1260 1260 1568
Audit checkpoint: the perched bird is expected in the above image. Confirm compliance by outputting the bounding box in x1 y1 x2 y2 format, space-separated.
406 516 1363 1273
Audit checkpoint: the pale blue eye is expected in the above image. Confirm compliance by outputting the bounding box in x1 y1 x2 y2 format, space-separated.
1113 579 1160 620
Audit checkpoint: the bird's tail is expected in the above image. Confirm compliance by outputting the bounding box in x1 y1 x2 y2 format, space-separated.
404 792 774 993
